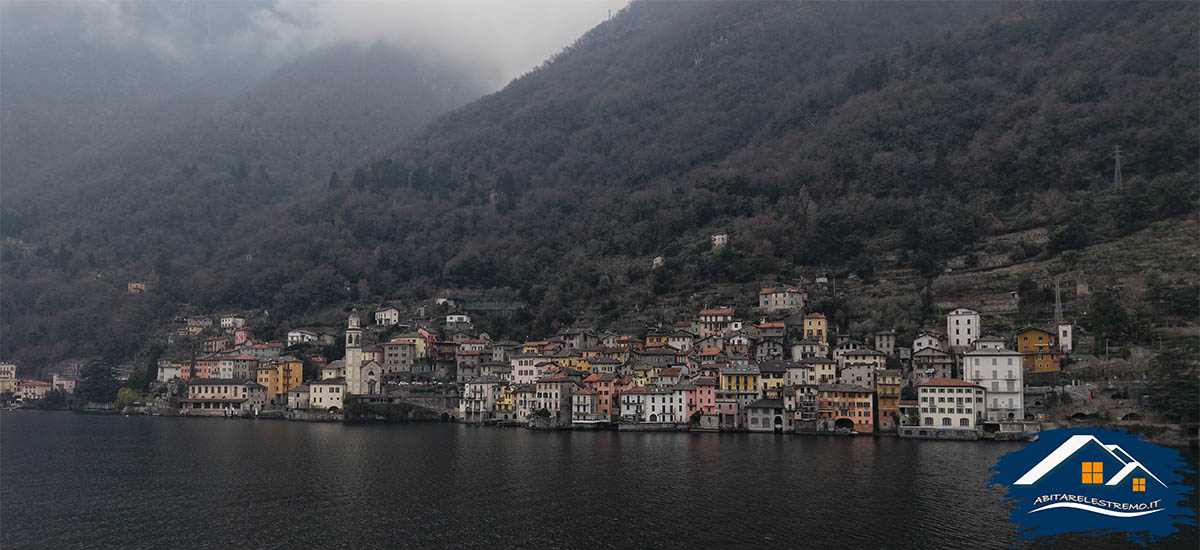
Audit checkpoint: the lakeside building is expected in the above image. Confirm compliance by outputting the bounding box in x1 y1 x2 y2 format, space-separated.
902 378 986 440
816 384 874 433
181 379 266 415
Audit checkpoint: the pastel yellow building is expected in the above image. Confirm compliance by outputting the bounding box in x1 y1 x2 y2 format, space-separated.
495 385 514 412
256 357 304 403
720 366 760 393
803 313 828 345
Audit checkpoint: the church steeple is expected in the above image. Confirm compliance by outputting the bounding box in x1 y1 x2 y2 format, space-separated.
346 309 362 348
345 309 365 394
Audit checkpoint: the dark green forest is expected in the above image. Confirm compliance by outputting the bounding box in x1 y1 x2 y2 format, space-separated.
1 1 1196 369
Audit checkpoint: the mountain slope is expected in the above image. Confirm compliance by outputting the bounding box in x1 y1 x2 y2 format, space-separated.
4 44 483 254
0 44 483 366
2 1 1197 368
248 1 1193 328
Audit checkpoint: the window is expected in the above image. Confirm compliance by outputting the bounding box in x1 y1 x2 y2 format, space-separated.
924 417 933 426
942 417 951 426
960 418 969 427
1133 478 1146 492
1082 462 1103 484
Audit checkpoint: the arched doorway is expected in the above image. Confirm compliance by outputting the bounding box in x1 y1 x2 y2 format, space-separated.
773 416 783 433
649 414 658 423
834 418 855 431
439 412 451 422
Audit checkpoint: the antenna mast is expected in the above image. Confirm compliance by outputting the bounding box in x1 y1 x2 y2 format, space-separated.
1053 279 1063 326
1111 145 1123 190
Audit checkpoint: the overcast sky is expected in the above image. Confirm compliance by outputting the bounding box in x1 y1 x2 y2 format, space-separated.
3 0 631 90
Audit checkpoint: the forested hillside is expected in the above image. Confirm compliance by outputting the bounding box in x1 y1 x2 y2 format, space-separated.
0 44 483 365
2 1 1196 368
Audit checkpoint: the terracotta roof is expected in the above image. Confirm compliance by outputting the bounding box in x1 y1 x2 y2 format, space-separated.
699 308 734 315
758 321 785 328
698 346 723 357
657 367 681 376
804 312 826 319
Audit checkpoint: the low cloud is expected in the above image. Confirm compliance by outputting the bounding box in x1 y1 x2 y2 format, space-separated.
5 0 629 89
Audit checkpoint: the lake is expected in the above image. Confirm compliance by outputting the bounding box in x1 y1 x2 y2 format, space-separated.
1 412 1195 549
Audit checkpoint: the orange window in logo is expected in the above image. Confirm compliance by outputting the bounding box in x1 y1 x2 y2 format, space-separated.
1133 478 1146 492
1082 462 1104 484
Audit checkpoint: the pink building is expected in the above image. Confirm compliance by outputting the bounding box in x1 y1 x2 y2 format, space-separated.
195 357 220 379
18 380 51 402
686 377 718 418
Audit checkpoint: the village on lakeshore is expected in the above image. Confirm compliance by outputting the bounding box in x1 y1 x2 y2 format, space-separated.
6 263 1177 443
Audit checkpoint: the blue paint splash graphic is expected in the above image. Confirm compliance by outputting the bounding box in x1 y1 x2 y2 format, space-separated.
989 428 1196 546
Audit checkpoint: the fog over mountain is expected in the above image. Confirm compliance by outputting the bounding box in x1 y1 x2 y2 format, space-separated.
0 0 627 188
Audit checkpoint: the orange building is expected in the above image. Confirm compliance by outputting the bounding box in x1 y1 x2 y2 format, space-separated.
583 372 620 417
816 383 874 433
1015 326 1062 373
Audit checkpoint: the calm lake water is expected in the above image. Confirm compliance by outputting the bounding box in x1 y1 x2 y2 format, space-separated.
1 411 1195 549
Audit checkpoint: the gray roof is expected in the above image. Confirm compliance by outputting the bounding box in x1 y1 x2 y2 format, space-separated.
816 383 873 393
748 399 784 409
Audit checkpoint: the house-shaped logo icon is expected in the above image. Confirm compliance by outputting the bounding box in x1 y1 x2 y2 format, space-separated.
1014 434 1167 490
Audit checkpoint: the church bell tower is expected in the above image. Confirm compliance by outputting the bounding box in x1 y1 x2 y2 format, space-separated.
345 309 363 393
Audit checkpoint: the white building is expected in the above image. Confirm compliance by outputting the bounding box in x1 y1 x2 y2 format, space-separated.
913 332 944 352
916 378 986 429
156 361 182 383
220 316 245 330
711 233 728 249
839 363 877 389
946 308 980 349
534 376 577 424
310 378 346 412
286 330 318 346
287 384 310 410
962 345 1024 422
620 388 646 421
461 378 504 422
641 386 686 423
1057 323 1073 352
375 307 401 326
445 313 471 328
